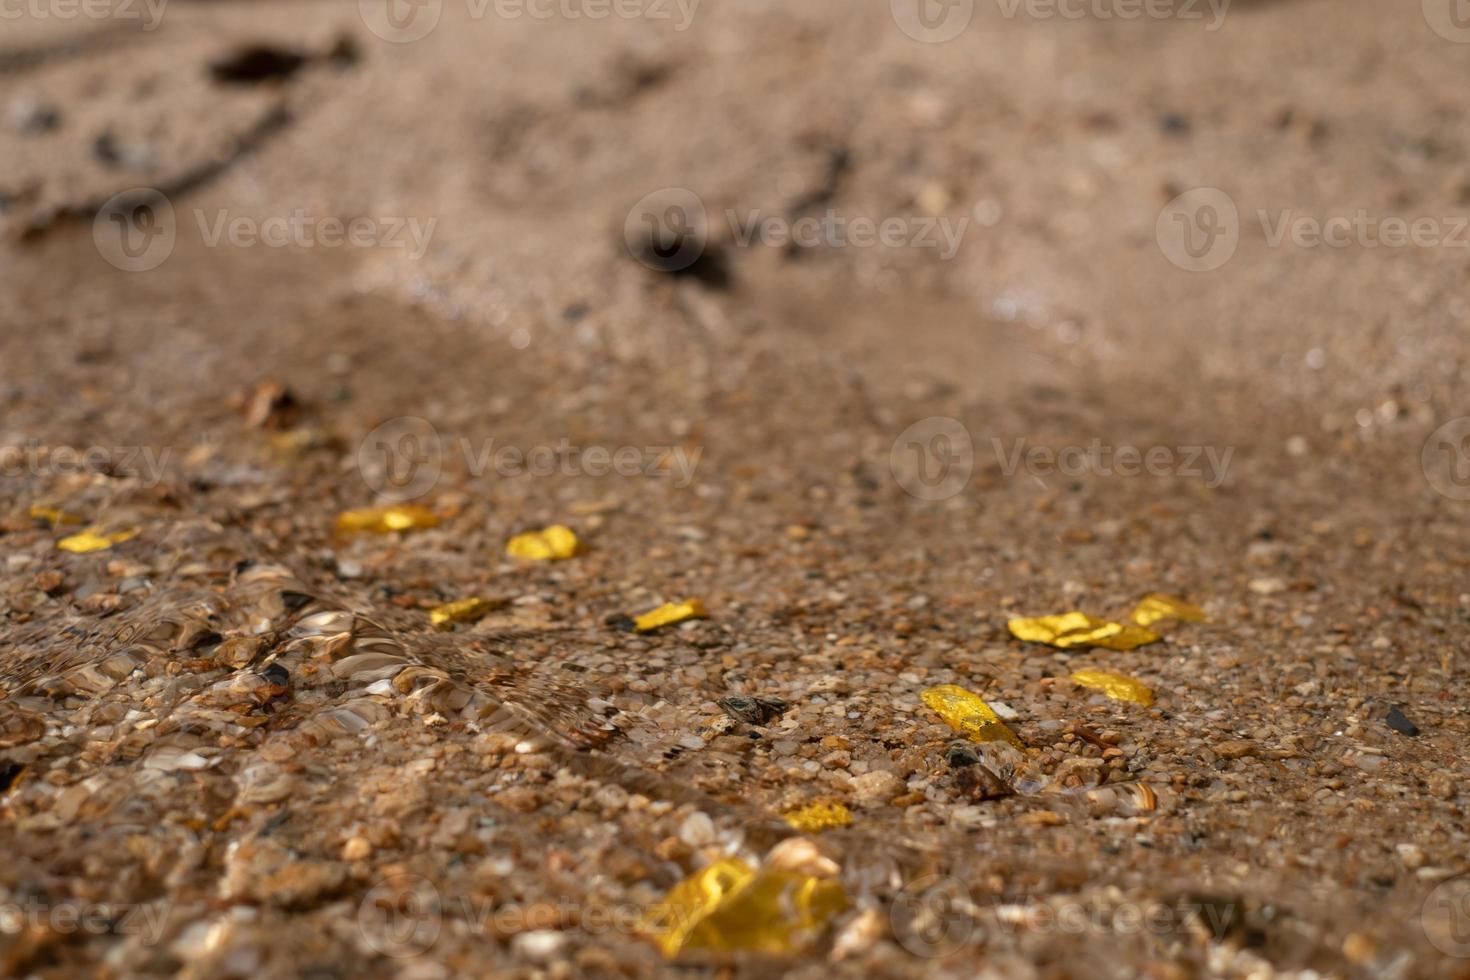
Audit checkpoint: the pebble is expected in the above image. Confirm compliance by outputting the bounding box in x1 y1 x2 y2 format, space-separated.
1395 843 1425 870
678 811 716 848
7 93 60 134
341 837 373 861
850 769 905 806
512 930 568 962
950 805 990 829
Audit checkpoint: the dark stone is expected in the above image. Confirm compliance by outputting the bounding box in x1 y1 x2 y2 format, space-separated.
210 45 309 85
1386 706 1420 737
1159 112 1191 135
717 694 790 726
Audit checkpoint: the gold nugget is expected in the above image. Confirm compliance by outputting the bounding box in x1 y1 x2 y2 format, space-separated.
634 599 708 633
429 597 496 628
335 505 439 534
921 684 1023 747
1131 594 1207 627
641 858 848 958
1070 669 1156 706
505 525 580 560
57 528 138 554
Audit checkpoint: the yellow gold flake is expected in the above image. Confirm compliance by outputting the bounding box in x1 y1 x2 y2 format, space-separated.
1131 594 1207 627
429 597 496 628
641 858 848 958
335 505 440 534
57 527 138 554
1008 612 1160 651
1070 669 1156 706
920 684 1023 747
781 802 854 833
29 505 83 526
505 525 580 561
634 599 708 633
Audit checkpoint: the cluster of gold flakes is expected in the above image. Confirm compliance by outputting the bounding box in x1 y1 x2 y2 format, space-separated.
781 801 854 833
1008 611 1161 651
1010 595 1205 650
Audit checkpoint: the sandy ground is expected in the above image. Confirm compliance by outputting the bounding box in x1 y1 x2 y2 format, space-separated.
2 0 1470 976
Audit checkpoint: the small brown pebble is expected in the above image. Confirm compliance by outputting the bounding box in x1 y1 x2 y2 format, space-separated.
1215 740 1257 760
1016 811 1066 828
1341 932 1377 965
33 571 65 595
850 769 906 806
342 837 373 861
653 836 690 863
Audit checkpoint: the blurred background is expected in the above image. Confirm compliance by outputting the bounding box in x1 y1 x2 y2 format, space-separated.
3 1 1470 976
